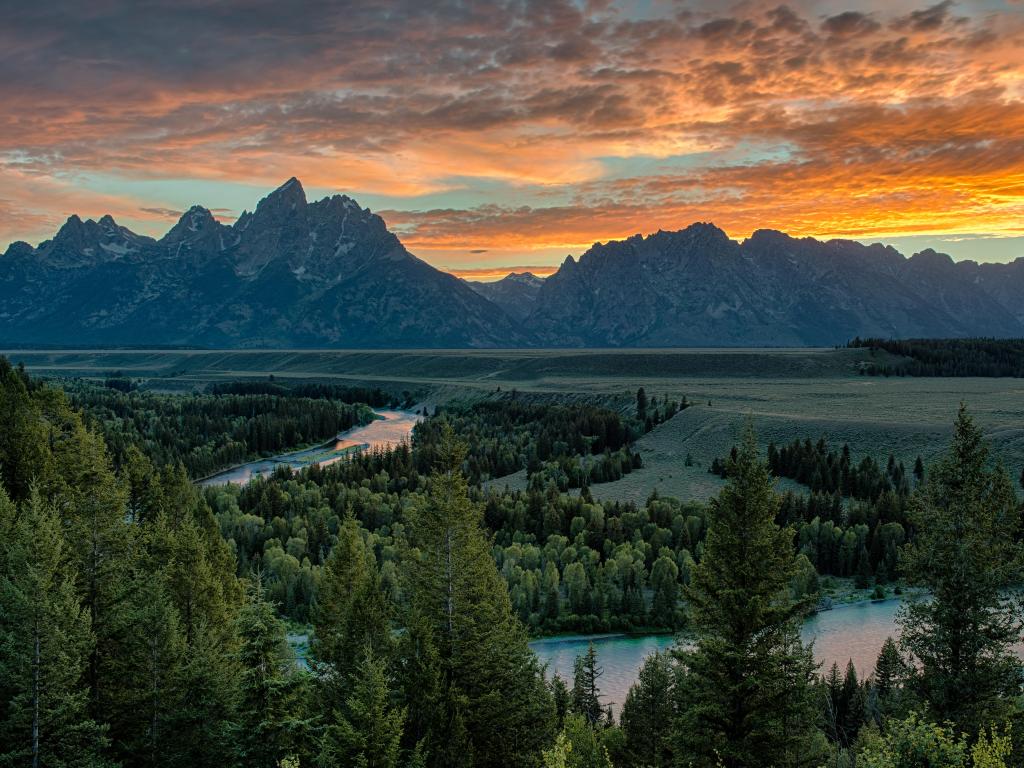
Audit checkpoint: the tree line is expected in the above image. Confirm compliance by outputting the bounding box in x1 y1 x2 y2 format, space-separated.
68 381 376 478
847 337 1024 377
413 399 641 484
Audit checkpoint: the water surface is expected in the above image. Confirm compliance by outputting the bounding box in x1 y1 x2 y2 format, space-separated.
198 409 420 486
530 599 908 714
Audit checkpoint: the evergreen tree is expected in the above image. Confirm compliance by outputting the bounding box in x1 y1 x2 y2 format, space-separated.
898 405 1023 735
236 579 305 768
0 487 111 768
105 575 186 767
636 388 647 423
550 674 571 730
173 620 241 768
673 424 826 768
404 427 554 768
318 648 408 768
620 651 674 767
394 611 443 759
571 643 603 726
313 515 392 690
870 637 909 723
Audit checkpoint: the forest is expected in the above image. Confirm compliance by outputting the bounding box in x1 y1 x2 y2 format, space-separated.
2 355 1024 767
67 380 378 478
847 337 1024 377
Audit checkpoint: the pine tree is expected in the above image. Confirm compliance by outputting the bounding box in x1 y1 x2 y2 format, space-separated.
550 674 571 730
870 637 909 723
0 487 111 768
403 427 554 768
571 643 603 726
173 619 241 768
105 575 186 767
236 579 305 768
673 424 826 768
318 648 408 768
313 515 392 690
620 651 674 767
898 405 1023 735
839 660 866 746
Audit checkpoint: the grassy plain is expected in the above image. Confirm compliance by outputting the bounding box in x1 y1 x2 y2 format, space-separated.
7 347 1023 504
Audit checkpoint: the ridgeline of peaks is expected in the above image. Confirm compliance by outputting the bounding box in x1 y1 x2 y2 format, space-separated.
2 180 1024 347
0 178 526 348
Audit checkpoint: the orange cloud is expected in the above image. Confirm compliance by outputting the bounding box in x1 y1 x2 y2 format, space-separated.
2 1 1023 267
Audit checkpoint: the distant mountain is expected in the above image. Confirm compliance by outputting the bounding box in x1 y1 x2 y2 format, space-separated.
0 179 527 348
525 225 1024 346
466 272 544 322
3 187 1023 348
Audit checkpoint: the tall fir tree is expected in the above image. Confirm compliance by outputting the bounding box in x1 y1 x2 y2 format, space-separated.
673 424 826 768
403 426 554 768
620 651 674 768
318 648 410 768
312 515 392 690
570 643 603 726
898 405 1023 735
0 487 111 768
236 579 307 768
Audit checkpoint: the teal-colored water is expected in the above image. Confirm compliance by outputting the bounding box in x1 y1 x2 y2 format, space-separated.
531 599 907 714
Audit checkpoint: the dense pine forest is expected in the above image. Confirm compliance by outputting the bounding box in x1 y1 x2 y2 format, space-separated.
67 380 379 478
2 356 1024 767
848 337 1024 377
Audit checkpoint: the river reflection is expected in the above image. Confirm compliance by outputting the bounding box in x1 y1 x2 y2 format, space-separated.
198 409 420 486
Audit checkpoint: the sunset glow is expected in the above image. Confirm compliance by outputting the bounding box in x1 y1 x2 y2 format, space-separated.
3 1 1024 276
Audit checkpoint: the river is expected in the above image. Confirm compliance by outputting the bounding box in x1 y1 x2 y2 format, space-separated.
530 598 909 714
198 409 421 486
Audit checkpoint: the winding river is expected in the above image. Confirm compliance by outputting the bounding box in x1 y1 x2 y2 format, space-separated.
530 598 909 714
198 409 421 486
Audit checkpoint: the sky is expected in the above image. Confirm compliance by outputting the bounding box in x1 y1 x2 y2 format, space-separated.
1 0 1023 280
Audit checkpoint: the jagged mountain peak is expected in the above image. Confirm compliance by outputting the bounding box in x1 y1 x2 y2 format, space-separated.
0 177 528 347
161 205 225 250
260 177 307 209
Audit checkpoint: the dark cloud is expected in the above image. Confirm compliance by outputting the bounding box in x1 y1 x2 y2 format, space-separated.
894 1 963 32
822 11 882 38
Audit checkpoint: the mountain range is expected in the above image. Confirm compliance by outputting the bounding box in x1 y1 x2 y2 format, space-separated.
2 178 1023 348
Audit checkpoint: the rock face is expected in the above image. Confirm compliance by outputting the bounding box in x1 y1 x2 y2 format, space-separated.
3 187 1023 348
0 179 527 348
466 272 544 322
524 225 1024 346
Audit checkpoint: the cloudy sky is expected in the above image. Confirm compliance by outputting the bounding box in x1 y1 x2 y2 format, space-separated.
2 0 1023 278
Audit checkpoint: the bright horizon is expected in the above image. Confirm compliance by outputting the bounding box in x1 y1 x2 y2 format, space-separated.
3 1 1024 278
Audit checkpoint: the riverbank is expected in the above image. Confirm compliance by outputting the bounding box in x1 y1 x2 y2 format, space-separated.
197 408 420 486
